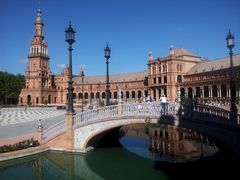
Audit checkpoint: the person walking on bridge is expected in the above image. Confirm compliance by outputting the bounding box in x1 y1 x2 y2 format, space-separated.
160 94 167 115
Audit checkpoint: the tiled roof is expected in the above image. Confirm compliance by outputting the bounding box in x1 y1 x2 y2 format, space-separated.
187 54 240 74
171 48 199 57
73 71 147 84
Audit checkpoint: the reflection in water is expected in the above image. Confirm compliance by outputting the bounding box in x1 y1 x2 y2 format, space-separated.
119 124 218 162
1 123 235 180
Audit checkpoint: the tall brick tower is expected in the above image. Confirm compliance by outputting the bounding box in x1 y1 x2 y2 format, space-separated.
19 9 56 106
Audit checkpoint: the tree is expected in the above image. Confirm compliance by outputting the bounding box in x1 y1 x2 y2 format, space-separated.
0 71 25 105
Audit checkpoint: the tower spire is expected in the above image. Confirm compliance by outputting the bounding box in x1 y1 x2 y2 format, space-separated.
148 50 153 61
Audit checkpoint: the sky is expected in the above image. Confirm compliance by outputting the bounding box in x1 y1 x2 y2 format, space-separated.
0 0 240 76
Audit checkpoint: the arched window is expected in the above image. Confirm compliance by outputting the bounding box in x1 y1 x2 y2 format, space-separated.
91 92 94 99
84 93 88 99
138 91 142 99
114 92 117 99
126 91 130 99
78 93 83 99
177 75 182 83
132 91 136 99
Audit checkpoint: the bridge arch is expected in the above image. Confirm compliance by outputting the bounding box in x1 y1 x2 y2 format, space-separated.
74 118 152 151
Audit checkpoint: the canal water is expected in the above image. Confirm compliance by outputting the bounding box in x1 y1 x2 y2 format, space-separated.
0 123 239 179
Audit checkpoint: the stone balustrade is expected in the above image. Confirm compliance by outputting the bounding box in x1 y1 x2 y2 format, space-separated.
40 102 177 145
73 102 177 129
42 119 65 144
180 103 240 128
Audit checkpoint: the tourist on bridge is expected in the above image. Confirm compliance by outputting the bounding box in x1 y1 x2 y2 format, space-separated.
160 94 168 115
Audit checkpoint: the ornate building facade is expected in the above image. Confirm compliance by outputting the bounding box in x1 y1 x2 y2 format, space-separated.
19 9 240 107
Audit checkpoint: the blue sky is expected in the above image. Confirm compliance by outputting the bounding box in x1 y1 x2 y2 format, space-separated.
1 0 240 76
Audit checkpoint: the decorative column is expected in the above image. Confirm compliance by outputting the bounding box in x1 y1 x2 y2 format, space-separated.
65 22 76 151
156 88 159 100
37 119 43 145
118 90 123 117
202 86 205 98
65 112 74 151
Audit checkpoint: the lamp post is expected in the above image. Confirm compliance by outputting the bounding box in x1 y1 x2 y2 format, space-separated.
65 21 75 113
226 30 238 118
177 75 182 102
98 82 100 107
104 43 111 106
80 68 84 112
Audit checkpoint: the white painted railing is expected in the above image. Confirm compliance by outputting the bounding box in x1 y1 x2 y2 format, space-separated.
42 102 177 144
74 105 119 128
123 102 177 116
74 102 177 128
42 120 65 144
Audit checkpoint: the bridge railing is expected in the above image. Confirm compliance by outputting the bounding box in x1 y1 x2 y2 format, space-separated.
123 102 177 117
42 119 66 144
74 102 177 128
181 103 240 127
74 105 119 128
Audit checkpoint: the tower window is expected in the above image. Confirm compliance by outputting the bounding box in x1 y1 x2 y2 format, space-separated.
164 76 167 83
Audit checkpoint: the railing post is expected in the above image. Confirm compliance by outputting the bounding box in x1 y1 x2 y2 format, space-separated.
118 100 123 117
37 125 43 145
65 112 75 151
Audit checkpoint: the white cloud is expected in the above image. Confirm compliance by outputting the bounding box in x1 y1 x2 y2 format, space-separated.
18 58 28 64
57 64 67 68
78 64 87 69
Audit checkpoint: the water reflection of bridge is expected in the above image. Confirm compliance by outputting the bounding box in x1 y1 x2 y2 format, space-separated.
30 152 103 180
120 124 218 162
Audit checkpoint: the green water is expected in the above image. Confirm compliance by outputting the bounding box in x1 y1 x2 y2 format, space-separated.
0 124 239 179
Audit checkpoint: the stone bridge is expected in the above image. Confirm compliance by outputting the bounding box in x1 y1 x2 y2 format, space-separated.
38 101 177 152
38 101 240 153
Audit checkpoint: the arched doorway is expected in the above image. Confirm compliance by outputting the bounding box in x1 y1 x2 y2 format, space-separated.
48 95 51 104
196 87 201 97
204 86 209 97
27 95 31 105
188 88 193 99
212 85 217 97
221 84 227 97
180 88 185 97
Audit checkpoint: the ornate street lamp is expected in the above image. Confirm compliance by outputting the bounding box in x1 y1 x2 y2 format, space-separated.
104 43 111 106
226 30 238 118
177 75 182 102
65 21 75 113
80 68 84 112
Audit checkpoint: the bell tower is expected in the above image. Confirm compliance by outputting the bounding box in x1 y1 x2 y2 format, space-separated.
20 8 56 105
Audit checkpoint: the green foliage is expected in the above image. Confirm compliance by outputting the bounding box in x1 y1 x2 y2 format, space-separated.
0 71 25 105
0 138 39 153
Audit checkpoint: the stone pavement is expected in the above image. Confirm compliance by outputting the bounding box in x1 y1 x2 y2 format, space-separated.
0 107 65 126
0 107 82 146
